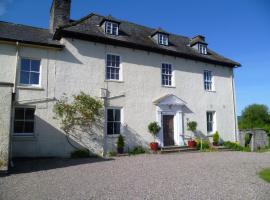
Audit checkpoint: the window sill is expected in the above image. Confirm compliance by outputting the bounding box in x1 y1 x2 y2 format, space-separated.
107 134 120 138
12 135 36 141
205 90 216 93
104 80 124 83
17 85 44 91
162 85 176 88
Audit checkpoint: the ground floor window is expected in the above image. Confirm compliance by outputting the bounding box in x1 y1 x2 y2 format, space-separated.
13 107 35 136
206 111 215 133
107 108 121 135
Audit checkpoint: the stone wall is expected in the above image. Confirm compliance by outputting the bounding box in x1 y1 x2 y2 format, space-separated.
239 129 269 151
0 83 13 172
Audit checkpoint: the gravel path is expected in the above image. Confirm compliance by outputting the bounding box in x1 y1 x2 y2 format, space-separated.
1 152 270 200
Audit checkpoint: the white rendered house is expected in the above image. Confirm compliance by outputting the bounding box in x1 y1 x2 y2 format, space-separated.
0 0 240 171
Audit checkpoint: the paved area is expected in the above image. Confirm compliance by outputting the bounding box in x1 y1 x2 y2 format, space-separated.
1 152 270 200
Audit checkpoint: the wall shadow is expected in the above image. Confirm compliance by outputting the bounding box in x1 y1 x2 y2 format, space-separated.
123 125 148 151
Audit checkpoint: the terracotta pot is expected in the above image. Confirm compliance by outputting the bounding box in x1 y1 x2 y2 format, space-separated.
150 142 159 151
117 148 124 154
188 140 196 148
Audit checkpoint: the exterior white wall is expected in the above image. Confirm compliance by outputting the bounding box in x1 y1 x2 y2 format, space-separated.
0 37 237 157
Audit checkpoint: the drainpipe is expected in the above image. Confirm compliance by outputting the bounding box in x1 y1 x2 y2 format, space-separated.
13 42 19 94
231 69 238 142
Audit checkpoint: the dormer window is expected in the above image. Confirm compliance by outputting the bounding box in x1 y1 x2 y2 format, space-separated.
158 34 168 46
105 21 119 35
199 43 207 54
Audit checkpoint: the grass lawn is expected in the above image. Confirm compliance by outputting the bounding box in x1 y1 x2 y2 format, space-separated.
259 168 270 183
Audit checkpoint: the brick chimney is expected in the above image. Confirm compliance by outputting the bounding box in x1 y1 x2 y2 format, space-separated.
49 0 71 33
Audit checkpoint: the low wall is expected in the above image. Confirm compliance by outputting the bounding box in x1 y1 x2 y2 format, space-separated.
239 129 269 151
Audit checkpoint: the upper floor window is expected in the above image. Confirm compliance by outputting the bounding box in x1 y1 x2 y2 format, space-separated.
162 63 172 86
199 44 207 54
107 108 121 135
105 21 119 36
13 107 35 136
158 34 168 46
19 58 41 86
206 111 215 133
106 54 120 80
204 70 213 91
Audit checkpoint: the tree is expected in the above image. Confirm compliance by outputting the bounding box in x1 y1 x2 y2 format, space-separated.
53 92 104 149
238 104 270 130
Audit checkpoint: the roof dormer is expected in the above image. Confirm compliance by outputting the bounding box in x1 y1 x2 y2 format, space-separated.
190 35 208 55
100 15 120 36
151 28 169 46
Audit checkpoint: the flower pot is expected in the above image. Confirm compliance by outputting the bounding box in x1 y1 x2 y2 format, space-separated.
188 140 196 148
117 148 124 154
150 142 158 151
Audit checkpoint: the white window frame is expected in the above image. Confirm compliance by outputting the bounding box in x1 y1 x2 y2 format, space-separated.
161 63 174 86
198 44 207 54
18 57 42 87
206 111 216 134
106 107 123 136
204 70 214 91
105 21 119 36
105 54 122 81
13 106 36 136
158 33 168 46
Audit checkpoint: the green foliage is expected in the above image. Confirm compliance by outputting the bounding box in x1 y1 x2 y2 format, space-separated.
223 141 250 152
213 131 219 145
195 139 210 150
128 146 147 155
187 121 197 132
117 135 125 149
53 92 103 133
244 133 252 147
238 104 270 130
108 151 117 157
70 149 90 158
259 168 270 183
148 122 161 139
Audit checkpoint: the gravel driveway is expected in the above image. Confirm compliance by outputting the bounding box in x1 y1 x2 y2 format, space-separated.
1 152 270 200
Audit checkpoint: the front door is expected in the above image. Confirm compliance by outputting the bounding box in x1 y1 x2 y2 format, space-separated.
163 115 174 146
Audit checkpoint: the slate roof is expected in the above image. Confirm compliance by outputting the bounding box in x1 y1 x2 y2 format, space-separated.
55 13 240 67
0 21 63 48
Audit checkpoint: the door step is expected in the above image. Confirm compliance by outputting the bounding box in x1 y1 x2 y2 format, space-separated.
160 146 197 154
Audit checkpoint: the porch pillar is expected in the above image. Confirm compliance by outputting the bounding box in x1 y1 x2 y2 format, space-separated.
0 83 13 173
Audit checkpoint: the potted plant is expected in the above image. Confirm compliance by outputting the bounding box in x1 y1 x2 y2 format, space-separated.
117 135 125 154
148 122 161 151
187 121 197 148
213 131 219 146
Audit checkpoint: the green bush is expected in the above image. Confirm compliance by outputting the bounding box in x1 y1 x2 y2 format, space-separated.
148 122 161 137
70 149 90 158
187 121 197 132
128 146 147 155
223 141 250 152
259 168 270 183
117 135 125 149
108 151 117 157
195 139 210 150
213 131 219 145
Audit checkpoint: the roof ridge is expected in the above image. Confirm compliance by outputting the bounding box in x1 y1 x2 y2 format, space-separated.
0 21 49 31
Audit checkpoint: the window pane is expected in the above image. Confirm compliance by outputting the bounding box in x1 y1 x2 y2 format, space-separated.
107 122 114 135
15 108 25 120
114 122 121 135
20 71 30 84
25 108 35 120
24 122 34 133
31 60 40 72
14 121 24 133
21 59 30 71
114 109 120 121
107 109 114 121
30 72 40 85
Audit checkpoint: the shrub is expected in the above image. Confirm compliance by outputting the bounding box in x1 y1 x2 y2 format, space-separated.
213 131 219 145
128 146 147 155
187 121 197 132
117 135 125 149
223 141 250 152
195 139 210 150
71 149 90 158
148 122 161 141
108 151 117 157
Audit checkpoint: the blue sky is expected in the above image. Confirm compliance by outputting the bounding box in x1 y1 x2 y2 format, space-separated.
0 0 269 115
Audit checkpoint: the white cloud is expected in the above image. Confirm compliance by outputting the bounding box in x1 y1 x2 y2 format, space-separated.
0 0 13 16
